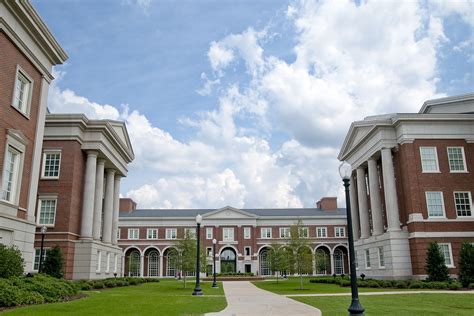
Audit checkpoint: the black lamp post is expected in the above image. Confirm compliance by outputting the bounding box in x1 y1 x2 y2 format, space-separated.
193 214 203 296
339 161 365 316
212 238 218 288
38 226 47 273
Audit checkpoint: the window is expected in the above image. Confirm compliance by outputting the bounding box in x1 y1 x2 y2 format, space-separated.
420 147 439 172
12 67 33 115
439 243 454 267
454 192 472 217
96 251 102 272
166 228 177 240
378 247 385 268
245 246 251 256
300 227 309 238
106 253 111 273
447 147 467 172
114 254 118 273
33 248 47 271
206 247 212 257
365 249 371 268
206 227 213 239
261 228 272 238
147 228 158 239
223 228 234 241
426 192 445 218
1 146 21 203
128 228 139 240
244 227 251 239
41 151 61 178
37 198 57 226
184 227 196 238
317 227 327 238
355 250 359 269
335 227 345 238
279 227 290 238
117 229 121 240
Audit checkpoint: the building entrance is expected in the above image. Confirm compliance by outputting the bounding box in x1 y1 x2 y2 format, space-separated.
220 248 236 273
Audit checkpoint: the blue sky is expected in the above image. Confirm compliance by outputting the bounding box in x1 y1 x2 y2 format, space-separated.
34 0 473 209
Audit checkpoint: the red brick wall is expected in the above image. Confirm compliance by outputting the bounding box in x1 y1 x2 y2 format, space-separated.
0 31 42 212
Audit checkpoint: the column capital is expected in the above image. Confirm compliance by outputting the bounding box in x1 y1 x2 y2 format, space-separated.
86 150 99 157
106 168 116 175
97 158 106 165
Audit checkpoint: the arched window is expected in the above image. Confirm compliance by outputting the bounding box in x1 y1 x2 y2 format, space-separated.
334 249 344 275
259 248 271 275
315 249 329 275
165 248 177 277
128 250 140 277
148 250 159 277
220 248 236 273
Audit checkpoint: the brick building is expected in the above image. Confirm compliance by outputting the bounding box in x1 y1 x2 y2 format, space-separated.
118 197 349 278
0 0 67 270
338 93 474 279
35 113 134 279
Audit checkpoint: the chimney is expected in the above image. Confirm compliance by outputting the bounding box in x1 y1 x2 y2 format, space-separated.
317 197 337 211
119 198 137 213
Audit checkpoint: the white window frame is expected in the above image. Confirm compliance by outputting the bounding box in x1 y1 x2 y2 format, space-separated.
335 227 346 238
128 228 139 240
41 150 61 179
317 227 327 238
11 65 34 117
419 146 440 173
447 147 467 173
279 227 290 238
106 253 111 273
425 191 446 218
147 228 158 240
244 246 251 256
223 227 234 241
454 191 473 217
165 228 177 240
244 227 251 239
365 249 371 269
206 227 213 239
1 132 26 206
36 197 58 227
378 246 385 268
184 227 196 239
438 243 454 268
96 251 102 272
261 228 272 239
33 248 48 271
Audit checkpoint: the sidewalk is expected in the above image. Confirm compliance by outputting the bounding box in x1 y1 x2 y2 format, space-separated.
206 281 321 316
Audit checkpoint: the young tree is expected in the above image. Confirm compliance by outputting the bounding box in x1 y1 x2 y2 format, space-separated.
425 242 449 282
315 250 328 274
43 245 63 278
0 244 24 278
269 244 289 283
288 219 313 289
459 242 474 287
174 230 197 289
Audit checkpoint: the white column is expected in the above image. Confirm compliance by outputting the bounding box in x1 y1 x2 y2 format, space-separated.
112 176 121 245
140 255 145 277
381 148 401 231
159 255 163 277
368 158 384 236
349 174 360 240
92 159 105 240
102 169 115 243
81 151 98 238
122 255 125 277
330 251 335 275
356 167 371 239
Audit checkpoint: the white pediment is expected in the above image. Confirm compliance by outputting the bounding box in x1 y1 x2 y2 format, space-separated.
203 206 257 219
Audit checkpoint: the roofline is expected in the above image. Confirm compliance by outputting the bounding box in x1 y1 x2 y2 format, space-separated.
419 93 474 113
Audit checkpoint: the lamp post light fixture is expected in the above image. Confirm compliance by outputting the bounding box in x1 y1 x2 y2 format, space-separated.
212 238 218 288
192 214 203 296
339 161 365 316
38 226 47 273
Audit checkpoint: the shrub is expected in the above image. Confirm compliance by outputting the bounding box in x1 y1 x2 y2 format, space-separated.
92 281 105 289
430 281 448 289
425 242 449 282
395 281 408 289
339 279 351 287
0 244 24 278
42 245 63 278
78 281 93 291
449 281 461 290
21 274 77 302
17 290 45 305
459 242 474 287
469 283 474 289
357 280 368 288
0 280 19 307
367 280 381 288
381 280 394 288
104 279 117 288
409 281 424 289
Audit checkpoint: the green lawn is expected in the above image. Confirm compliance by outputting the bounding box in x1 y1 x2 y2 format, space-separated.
294 294 474 316
3 279 226 316
253 277 429 295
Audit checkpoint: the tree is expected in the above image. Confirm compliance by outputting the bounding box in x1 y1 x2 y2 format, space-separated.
315 249 328 274
425 242 449 282
459 242 474 287
174 230 197 288
288 219 313 289
269 244 289 283
43 245 63 278
0 244 24 278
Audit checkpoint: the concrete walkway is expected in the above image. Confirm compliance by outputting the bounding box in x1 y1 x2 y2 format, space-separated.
206 281 321 316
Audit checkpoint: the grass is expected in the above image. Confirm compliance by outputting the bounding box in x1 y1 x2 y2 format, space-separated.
3 279 226 316
252 277 431 295
293 294 474 315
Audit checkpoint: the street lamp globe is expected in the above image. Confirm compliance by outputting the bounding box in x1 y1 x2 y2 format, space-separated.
212 238 216 245
41 226 47 234
196 214 202 224
339 161 352 180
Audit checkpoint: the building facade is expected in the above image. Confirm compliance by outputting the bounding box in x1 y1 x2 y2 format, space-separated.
338 94 474 279
0 0 67 271
118 197 349 278
35 114 134 279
